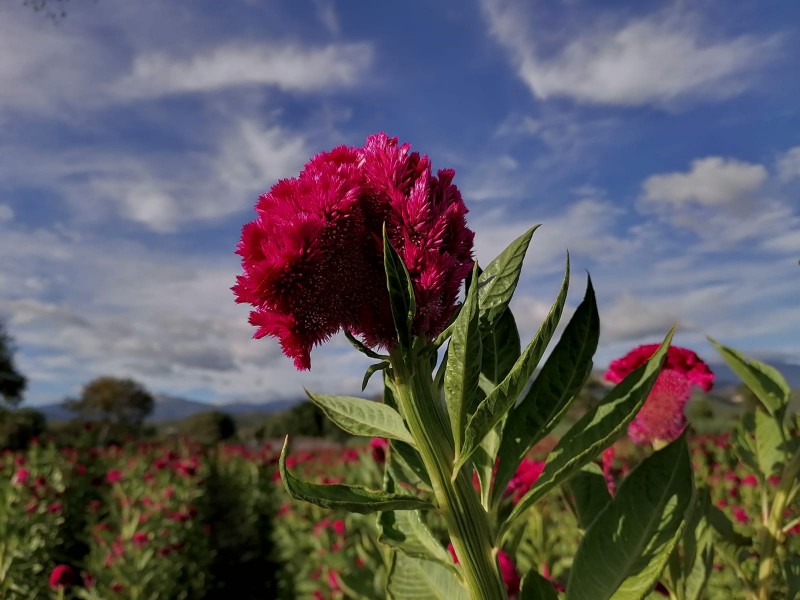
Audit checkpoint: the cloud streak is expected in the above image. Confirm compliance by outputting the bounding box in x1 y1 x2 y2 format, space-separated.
479 0 779 108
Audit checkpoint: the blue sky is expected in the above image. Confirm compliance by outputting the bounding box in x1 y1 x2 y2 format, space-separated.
1 0 798 406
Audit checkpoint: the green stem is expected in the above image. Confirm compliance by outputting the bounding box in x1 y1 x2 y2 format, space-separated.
389 348 508 600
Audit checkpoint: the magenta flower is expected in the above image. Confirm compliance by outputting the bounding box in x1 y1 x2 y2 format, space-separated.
505 459 545 504
49 564 78 589
233 133 474 370
369 437 389 463
605 345 714 445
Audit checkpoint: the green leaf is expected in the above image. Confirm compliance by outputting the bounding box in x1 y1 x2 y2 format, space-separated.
784 554 800 600
708 339 790 419
477 225 539 327
480 307 522 386
444 262 482 452
307 391 415 445
493 276 599 505
566 435 694 600
345 330 388 360
458 253 570 471
379 509 453 568
499 328 674 541
754 409 787 478
389 440 433 490
387 551 468 600
473 420 503 509
520 569 560 600
384 225 416 360
280 437 432 514
567 463 612 531
675 490 716 600
362 361 390 391
731 414 760 475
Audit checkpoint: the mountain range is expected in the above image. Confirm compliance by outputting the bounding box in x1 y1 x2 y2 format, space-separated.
32 359 799 424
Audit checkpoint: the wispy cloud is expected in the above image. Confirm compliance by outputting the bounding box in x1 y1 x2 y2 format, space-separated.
479 0 779 108
114 42 373 99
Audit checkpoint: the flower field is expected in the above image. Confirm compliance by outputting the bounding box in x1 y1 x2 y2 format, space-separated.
2 424 797 599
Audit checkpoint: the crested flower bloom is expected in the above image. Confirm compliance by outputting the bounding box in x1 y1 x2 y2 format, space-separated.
605 345 714 445
233 133 474 370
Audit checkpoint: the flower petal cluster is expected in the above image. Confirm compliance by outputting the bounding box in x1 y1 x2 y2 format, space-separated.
233 133 474 370
605 345 714 445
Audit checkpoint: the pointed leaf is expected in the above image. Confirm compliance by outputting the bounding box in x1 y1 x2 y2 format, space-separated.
362 361 390 391
499 329 674 540
379 509 453 567
566 436 694 600
709 339 790 418
345 330 388 360
307 391 415 445
477 225 539 326
387 551 468 600
384 225 416 359
459 254 570 471
493 276 598 504
444 262 482 451
754 409 787 478
480 307 521 386
567 463 612 531
520 570 560 600
280 437 432 514
389 439 433 490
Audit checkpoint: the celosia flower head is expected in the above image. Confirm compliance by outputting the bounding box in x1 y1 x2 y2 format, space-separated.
605 345 714 445
233 133 474 369
49 564 78 589
505 458 545 504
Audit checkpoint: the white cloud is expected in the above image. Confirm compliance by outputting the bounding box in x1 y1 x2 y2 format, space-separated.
0 204 13 222
777 146 800 182
115 42 373 99
641 157 767 209
313 0 341 35
479 0 778 107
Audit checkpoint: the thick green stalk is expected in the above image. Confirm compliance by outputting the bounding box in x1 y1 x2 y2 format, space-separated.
390 348 508 600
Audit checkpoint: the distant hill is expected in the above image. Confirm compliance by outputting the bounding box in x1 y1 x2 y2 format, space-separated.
31 357 799 424
36 394 303 424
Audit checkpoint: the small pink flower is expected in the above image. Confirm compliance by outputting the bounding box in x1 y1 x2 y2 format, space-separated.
105 469 122 484
605 345 714 445
131 532 149 548
733 506 750 524
505 459 545 504
332 519 346 536
12 468 29 485
369 437 388 463
49 564 78 589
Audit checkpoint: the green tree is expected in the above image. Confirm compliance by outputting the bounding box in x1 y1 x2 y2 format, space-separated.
180 410 237 445
0 321 26 408
66 376 154 426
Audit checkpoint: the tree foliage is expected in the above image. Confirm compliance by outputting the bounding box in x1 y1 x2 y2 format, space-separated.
0 321 27 408
66 376 154 426
180 410 237 445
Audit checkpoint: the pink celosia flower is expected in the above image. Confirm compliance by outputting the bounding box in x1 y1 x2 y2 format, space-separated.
369 437 389 463
605 345 714 445
505 459 545 504
12 468 29 485
233 133 474 370
105 469 122 484
601 446 617 496
49 564 78 589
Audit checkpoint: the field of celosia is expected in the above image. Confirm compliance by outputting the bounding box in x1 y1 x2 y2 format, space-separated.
2 427 797 599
